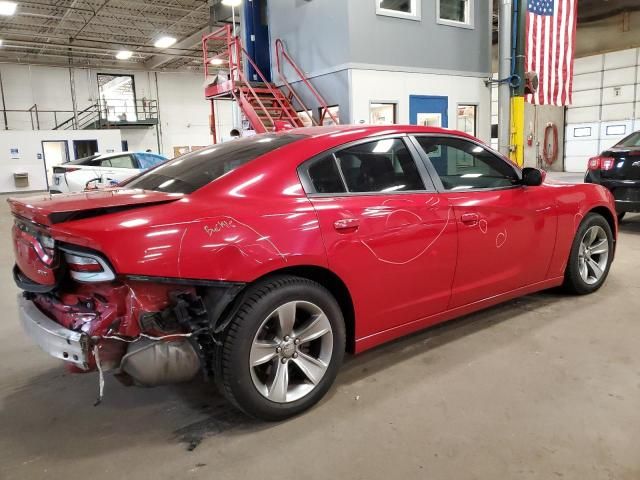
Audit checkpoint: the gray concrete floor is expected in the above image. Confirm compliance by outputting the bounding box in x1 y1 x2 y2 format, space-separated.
1 194 639 480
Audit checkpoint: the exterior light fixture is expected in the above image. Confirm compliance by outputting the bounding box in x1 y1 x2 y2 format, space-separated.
116 50 133 60
154 36 176 49
0 1 17 16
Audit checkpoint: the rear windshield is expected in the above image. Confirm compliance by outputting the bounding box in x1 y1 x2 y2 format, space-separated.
68 154 100 165
124 134 305 194
615 131 640 148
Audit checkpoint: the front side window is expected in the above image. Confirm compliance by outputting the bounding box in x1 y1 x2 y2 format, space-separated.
437 0 473 28
416 137 518 190
107 155 135 169
125 134 305 194
376 0 421 20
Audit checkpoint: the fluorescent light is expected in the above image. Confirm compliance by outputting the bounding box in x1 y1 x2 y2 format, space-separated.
154 36 176 49
0 1 17 16
221 0 242 6
0 39 3 47
461 173 482 178
116 50 133 60
210 58 225 65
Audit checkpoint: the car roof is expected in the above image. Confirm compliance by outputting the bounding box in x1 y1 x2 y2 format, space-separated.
279 124 476 139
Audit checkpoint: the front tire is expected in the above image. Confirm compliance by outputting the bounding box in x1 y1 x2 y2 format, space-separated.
215 275 345 421
563 213 614 295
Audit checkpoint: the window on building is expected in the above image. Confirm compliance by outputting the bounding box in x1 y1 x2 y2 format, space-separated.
415 137 518 190
376 0 421 21
98 74 137 122
297 110 313 127
457 105 477 136
370 103 397 125
437 0 473 28
321 106 340 126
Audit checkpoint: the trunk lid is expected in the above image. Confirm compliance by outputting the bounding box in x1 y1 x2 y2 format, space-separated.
600 147 640 180
9 189 184 286
8 189 184 226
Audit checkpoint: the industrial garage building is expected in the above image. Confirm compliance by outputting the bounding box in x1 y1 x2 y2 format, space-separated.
0 1 639 479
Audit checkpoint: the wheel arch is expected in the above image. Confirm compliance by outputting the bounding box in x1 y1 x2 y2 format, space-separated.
253 265 356 353
588 205 616 240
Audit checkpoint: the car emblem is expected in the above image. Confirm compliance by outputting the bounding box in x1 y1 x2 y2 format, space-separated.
632 161 640 167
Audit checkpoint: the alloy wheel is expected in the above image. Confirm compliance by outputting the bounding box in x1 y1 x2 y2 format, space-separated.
249 301 334 403
578 225 609 285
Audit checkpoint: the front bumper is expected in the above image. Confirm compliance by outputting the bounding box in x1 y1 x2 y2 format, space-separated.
18 294 90 369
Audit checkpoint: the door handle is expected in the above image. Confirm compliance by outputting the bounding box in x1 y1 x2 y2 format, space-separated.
334 218 360 232
460 213 479 226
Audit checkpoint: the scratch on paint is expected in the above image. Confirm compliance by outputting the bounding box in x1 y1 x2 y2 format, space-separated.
361 207 453 265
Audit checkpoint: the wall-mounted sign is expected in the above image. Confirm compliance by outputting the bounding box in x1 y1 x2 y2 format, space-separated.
10 148 20 159
37 153 43 159
106 149 115 153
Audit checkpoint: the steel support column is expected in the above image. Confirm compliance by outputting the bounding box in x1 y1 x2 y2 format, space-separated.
498 0 513 157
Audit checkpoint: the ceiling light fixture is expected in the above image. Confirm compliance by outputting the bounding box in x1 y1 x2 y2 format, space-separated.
221 0 242 6
0 39 3 47
154 36 176 49
0 1 17 16
210 58 225 65
116 50 133 60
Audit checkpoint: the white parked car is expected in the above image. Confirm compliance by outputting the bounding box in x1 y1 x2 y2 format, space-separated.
50 151 168 193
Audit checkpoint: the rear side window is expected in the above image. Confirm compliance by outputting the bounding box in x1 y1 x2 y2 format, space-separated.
137 153 167 169
616 131 640 148
125 134 305 194
307 156 346 193
301 138 426 194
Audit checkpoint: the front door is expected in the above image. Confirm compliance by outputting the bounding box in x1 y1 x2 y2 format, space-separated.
413 135 557 308
409 95 448 128
300 136 457 341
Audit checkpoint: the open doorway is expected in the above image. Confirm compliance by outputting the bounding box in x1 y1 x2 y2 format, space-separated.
98 73 137 122
41 140 70 189
73 139 98 159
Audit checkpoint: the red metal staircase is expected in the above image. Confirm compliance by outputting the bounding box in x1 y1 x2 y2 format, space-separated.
202 25 337 141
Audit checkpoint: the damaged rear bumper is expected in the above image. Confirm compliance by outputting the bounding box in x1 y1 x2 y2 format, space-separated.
18 294 90 369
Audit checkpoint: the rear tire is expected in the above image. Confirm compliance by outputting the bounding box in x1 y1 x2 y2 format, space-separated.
563 213 614 295
215 275 345 421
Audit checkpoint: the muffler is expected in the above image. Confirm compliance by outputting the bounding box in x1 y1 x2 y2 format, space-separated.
120 338 201 386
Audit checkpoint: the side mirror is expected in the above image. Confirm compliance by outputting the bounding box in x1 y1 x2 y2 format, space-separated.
521 167 544 186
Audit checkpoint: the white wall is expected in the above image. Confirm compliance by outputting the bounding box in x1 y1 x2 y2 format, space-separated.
565 48 640 172
0 130 122 193
349 69 491 143
0 63 235 157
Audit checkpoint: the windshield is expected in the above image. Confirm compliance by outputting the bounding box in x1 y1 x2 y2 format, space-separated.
615 131 640 148
124 134 305 194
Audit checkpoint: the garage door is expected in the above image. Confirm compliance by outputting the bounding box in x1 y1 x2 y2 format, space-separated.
565 48 640 172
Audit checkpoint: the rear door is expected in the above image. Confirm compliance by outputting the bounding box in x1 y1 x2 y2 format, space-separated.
300 136 457 341
412 135 557 308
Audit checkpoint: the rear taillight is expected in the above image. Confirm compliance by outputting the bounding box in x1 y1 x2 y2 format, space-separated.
14 219 56 265
63 250 115 282
588 156 615 171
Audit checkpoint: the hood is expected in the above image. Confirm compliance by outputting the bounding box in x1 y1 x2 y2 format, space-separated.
8 189 184 226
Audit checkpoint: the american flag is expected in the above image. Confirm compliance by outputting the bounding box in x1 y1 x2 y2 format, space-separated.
526 0 578 105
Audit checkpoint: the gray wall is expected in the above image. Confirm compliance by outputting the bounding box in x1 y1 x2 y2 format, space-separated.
268 0 351 77
268 0 491 77
286 71 351 125
347 0 491 75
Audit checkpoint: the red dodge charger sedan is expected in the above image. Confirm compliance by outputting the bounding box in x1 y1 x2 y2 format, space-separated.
11 125 617 420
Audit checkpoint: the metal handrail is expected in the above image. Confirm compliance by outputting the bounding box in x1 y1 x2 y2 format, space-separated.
203 25 300 131
275 39 339 125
